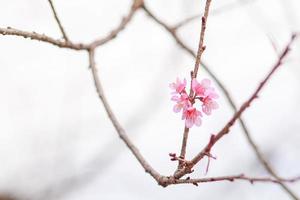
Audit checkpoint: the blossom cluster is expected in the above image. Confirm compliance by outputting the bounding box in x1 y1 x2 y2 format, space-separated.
170 78 219 128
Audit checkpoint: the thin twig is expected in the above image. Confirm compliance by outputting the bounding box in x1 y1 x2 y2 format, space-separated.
192 0 212 79
170 174 300 185
88 48 162 183
47 0 69 41
179 127 190 160
242 121 300 200
89 0 143 48
0 1 142 50
173 0 255 30
176 0 212 173
0 27 88 50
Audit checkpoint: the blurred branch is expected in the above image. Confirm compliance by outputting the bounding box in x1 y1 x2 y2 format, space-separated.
89 0 143 48
47 0 69 41
0 195 16 200
169 174 300 185
0 27 88 50
173 0 255 30
88 48 162 183
0 0 142 50
243 123 300 200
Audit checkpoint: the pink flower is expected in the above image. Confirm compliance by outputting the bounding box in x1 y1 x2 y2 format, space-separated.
169 77 219 128
192 78 218 98
171 93 191 113
169 78 187 94
182 106 202 128
201 96 218 115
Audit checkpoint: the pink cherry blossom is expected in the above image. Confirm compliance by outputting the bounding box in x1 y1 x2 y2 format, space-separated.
182 106 202 128
169 77 219 128
201 96 219 115
169 78 187 94
171 93 191 113
192 78 218 98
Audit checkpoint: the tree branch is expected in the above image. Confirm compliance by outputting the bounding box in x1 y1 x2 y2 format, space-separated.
192 0 212 79
172 0 255 30
89 0 143 48
47 0 69 41
241 120 300 200
0 27 88 50
170 174 300 185
175 0 212 173
0 0 143 50
88 48 162 183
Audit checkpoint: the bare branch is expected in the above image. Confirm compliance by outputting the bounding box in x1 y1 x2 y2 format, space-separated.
173 0 255 30
170 174 300 185
192 0 212 79
47 0 69 41
88 48 162 183
89 0 143 48
0 0 143 50
179 127 190 161
0 27 88 50
242 120 300 200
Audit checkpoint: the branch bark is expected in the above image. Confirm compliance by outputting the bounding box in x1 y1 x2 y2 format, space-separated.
47 0 69 41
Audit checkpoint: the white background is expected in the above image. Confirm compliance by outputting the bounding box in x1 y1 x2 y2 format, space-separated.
0 0 299 199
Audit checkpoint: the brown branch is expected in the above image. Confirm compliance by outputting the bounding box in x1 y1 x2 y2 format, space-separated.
179 127 190 161
142 4 239 113
192 0 212 79
176 0 212 172
169 174 300 185
0 0 143 50
174 34 298 179
242 121 300 200
47 0 69 41
89 0 143 48
87 47 162 183
0 27 88 50
173 0 255 30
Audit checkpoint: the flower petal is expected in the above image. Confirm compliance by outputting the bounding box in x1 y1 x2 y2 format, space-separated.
185 119 193 128
211 101 219 109
202 105 211 115
201 78 211 87
192 78 199 92
173 104 182 113
194 116 202 126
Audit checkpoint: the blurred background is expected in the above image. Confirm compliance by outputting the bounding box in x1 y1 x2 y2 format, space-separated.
0 0 299 199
